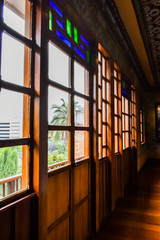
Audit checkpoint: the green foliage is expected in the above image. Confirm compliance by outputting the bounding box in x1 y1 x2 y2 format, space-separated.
48 152 67 166
0 147 19 179
58 143 66 154
57 154 65 162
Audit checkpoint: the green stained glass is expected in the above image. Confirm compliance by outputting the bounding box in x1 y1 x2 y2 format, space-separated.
87 50 90 63
67 19 72 37
122 81 126 89
49 11 53 31
74 27 78 43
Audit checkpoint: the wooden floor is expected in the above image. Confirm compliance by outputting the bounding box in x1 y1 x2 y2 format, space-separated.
91 159 160 240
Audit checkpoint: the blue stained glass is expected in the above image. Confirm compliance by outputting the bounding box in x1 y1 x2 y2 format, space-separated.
80 35 90 46
56 30 72 47
56 19 64 29
81 44 85 50
122 89 127 96
74 47 85 59
49 0 63 18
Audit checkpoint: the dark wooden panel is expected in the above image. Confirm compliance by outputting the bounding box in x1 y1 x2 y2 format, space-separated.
47 171 70 227
15 198 31 240
0 208 12 240
0 194 38 240
122 148 131 189
74 163 89 205
74 200 89 240
99 158 111 224
115 153 122 201
47 218 69 240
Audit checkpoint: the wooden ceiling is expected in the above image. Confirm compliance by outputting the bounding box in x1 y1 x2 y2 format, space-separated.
96 0 160 89
133 0 160 88
114 0 160 88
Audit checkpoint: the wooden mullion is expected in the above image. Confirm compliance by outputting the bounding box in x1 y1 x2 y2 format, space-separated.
0 138 30 148
48 125 71 131
48 164 71 178
70 53 74 240
48 211 71 233
73 157 90 168
102 99 109 104
74 195 89 210
74 90 90 100
0 22 33 48
48 79 72 93
0 79 31 95
74 126 90 131
29 0 36 193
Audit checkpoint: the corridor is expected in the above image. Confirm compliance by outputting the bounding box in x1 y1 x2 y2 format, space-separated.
91 159 160 240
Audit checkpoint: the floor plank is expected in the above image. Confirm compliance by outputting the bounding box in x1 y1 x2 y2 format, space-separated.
90 159 160 240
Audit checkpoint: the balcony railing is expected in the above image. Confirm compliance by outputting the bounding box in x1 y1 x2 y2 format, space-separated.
0 174 22 198
0 157 86 198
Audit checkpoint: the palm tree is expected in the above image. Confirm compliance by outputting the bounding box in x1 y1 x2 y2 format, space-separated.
50 98 81 144
50 98 68 126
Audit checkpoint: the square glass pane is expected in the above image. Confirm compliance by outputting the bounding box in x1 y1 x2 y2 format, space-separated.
48 42 70 87
98 136 102 159
125 98 129 114
75 131 89 161
74 96 89 127
114 98 118 114
48 87 70 126
125 132 129 148
114 70 117 78
102 57 106 77
107 104 110 122
0 89 30 139
98 88 102 109
103 148 107 158
74 61 89 96
102 102 106 122
102 125 106 145
115 135 118 153
3 1 31 38
125 115 129 131
1 33 31 87
0 145 29 200
98 112 102 134
122 133 125 150
122 96 124 112
106 82 110 102
98 64 102 85
114 79 117 96
48 131 69 170
102 80 106 99
118 81 121 98
114 116 118 133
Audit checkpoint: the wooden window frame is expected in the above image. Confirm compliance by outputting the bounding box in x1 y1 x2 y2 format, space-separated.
0 0 35 205
47 0 92 173
114 65 121 153
122 96 130 150
140 107 145 145
131 87 136 147
97 44 111 160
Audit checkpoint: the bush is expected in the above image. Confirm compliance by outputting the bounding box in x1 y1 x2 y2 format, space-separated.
48 152 58 165
57 154 65 162
0 147 19 179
